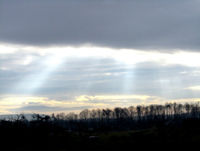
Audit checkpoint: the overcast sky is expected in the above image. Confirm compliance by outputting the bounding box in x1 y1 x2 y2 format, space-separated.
1 0 200 114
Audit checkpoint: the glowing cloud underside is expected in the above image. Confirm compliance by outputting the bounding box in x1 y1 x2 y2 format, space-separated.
1 43 200 114
2 43 200 67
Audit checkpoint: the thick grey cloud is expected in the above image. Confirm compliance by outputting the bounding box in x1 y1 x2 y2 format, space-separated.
0 0 200 50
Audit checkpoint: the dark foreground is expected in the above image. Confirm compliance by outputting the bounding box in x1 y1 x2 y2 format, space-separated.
1 118 200 150
1 103 200 150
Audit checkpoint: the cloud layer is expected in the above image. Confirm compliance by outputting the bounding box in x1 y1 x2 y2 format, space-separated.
0 0 200 50
1 44 200 114
1 1 200 114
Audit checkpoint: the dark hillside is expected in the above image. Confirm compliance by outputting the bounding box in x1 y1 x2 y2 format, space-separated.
1 103 200 150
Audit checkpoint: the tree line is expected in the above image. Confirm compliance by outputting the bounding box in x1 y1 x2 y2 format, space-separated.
1 102 200 150
1 102 200 132
50 102 200 121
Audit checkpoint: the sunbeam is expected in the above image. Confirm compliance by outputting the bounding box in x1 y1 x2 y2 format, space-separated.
13 51 67 95
1 43 200 114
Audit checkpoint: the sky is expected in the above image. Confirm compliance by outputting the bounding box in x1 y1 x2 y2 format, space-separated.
1 0 200 114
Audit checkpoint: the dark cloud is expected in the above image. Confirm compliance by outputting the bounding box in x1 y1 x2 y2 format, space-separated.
0 0 200 50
